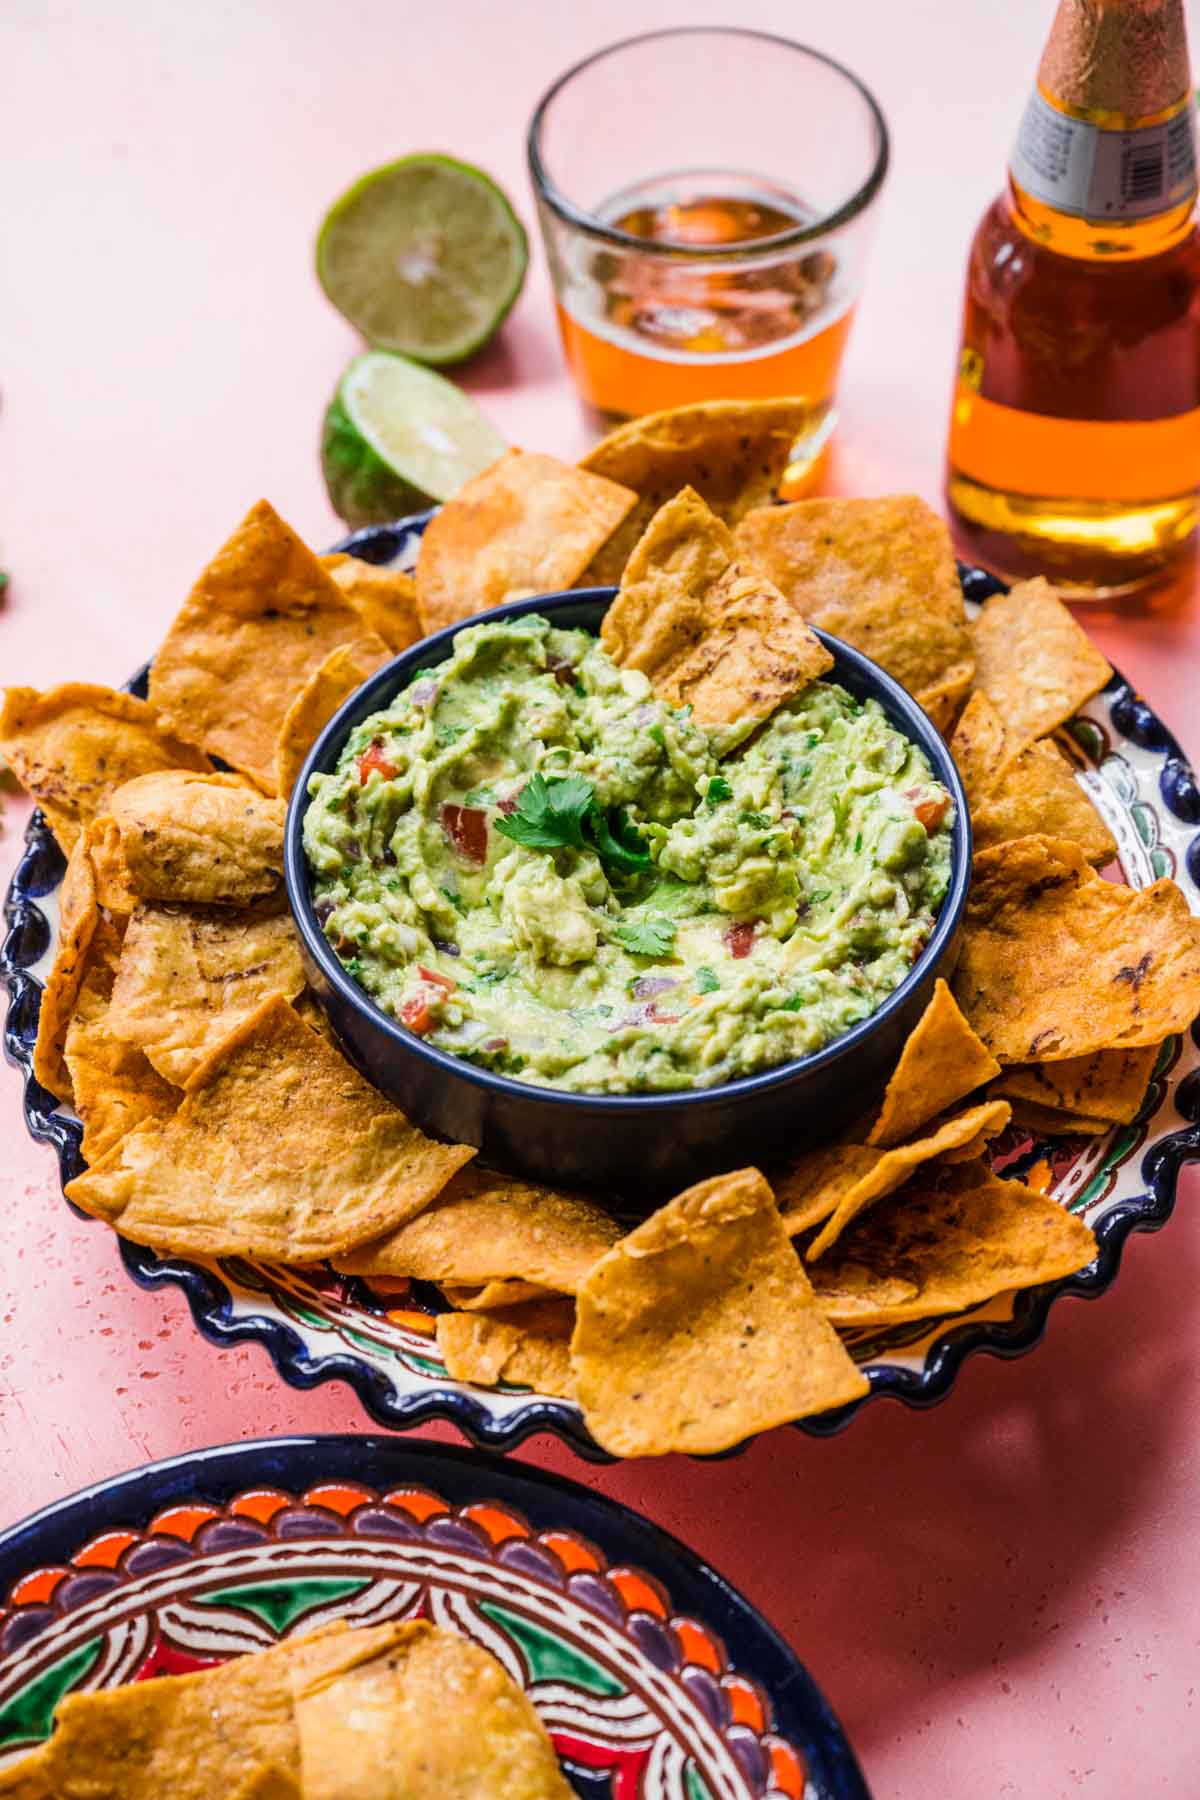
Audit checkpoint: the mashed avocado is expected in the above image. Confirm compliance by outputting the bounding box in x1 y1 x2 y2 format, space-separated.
303 616 953 1094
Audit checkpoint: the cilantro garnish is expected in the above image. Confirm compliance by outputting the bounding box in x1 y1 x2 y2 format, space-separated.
440 885 467 915
648 721 666 748
694 966 720 994
740 809 771 830
614 916 676 957
462 784 493 806
809 889 832 905
705 775 732 806
495 773 650 874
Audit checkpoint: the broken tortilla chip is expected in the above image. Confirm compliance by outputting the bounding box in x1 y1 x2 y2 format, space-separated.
969 577 1112 747
0 683 211 854
601 487 831 738
292 1620 573 1800
32 828 100 1102
1006 1098 1112 1137
415 449 636 636
992 1044 1159 1125
954 834 1200 1062
579 398 814 585
335 1164 620 1291
571 1167 867 1456
148 499 366 791
439 1279 553 1311
62 916 179 1164
867 978 1001 1148
779 1100 1012 1258
107 770 286 905
274 633 392 797
437 1299 576 1400
950 690 1115 865
808 1161 1098 1328
320 553 422 651
106 903 306 1085
733 495 975 731
65 995 474 1262
33 1621 381 1800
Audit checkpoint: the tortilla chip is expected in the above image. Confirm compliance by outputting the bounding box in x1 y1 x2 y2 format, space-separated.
579 398 814 585
0 683 211 854
951 690 1116 865
148 499 366 791
437 1301 576 1399
867 978 1001 1148
601 487 831 737
274 633 393 797
733 495 975 731
1006 1098 1112 1137
65 994 474 1262
337 1163 620 1293
415 449 636 636
293 1620 572 1800
992 1045 1159 1125
809 1161 1098 1328
86 814 139 916
107 903 306 1085
61 912 178 1163
32 829 100 1102
0 1754 52 1798
571 1168 867 1456
948 689 1010 806
440 1279 554 1311
954 835 1200 1061
780 1101 1012 1258
320 554 422 651
107 770 286 905
969 577 1112 747
37 1620 380 1800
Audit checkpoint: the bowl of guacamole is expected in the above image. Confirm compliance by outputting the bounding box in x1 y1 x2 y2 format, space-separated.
287 586 970 1195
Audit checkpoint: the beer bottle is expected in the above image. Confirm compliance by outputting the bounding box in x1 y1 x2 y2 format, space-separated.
945 0 1199 597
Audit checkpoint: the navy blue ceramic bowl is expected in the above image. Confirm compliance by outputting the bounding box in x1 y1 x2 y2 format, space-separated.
284 589 971 1196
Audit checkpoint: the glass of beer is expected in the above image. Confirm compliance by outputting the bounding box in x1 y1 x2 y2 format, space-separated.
528 27 889 479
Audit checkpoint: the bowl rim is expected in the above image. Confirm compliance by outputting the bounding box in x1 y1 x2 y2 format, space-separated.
283 588 972 1117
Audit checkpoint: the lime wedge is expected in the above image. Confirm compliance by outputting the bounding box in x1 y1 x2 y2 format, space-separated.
321 350 506 527
316 154 528 365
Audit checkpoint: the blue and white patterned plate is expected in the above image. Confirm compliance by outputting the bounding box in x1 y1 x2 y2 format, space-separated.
3 522 1198 1458
0 1434 868 1798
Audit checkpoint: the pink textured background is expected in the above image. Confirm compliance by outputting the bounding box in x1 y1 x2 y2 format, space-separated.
2 4 1198 1794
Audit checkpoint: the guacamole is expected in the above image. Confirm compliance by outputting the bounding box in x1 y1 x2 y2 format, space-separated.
303 616 954 1094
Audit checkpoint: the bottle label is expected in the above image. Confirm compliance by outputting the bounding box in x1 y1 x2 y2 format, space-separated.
1010 88 1197 221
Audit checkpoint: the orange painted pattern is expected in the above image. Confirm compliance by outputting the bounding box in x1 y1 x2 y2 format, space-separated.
382 1486 447 1523
304 1483 373 1516
540 1530 603 1574
73 1530 138 1570
675 1617 723 1673
722 1673 766 1732
766 1735 808 1797
609 1567 668 1618
230 1488 291 1525
146 1504 220 1542
462 1502 528 1544
8 1567 66 1607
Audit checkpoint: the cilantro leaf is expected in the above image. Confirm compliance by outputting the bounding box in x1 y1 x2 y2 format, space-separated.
494 773 593 852
614 916 676 957
495 773 650 875
694 966 720 994
587 803 650 874
705 775 732 806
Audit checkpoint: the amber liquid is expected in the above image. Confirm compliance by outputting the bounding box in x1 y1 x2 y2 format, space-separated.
946 186 1200 596
555 184 856 478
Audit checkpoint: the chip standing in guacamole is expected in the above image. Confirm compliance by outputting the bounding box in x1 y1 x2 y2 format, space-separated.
303 616 953 1095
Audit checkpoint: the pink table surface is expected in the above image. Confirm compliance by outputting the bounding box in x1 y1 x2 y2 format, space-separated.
2 3 1198 1794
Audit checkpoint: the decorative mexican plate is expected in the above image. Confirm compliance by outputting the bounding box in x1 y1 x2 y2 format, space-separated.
0 1435 867 1799
3 521 1199 1458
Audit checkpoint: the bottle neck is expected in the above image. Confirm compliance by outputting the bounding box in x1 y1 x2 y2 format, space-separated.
1007 85 1198 260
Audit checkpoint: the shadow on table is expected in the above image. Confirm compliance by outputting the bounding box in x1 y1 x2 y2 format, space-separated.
566 1180 1200 1757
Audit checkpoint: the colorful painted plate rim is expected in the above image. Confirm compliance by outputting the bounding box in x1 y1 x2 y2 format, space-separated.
0 1432 870 1799
3 519 1199 1460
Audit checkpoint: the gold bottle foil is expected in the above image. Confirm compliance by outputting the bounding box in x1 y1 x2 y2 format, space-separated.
1039 0 1191 121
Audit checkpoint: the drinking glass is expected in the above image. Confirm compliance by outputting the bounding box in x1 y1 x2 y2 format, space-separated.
527 27 889 480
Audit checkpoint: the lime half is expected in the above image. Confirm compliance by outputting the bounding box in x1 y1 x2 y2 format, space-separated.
321 350 506 527
317 154 528 365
